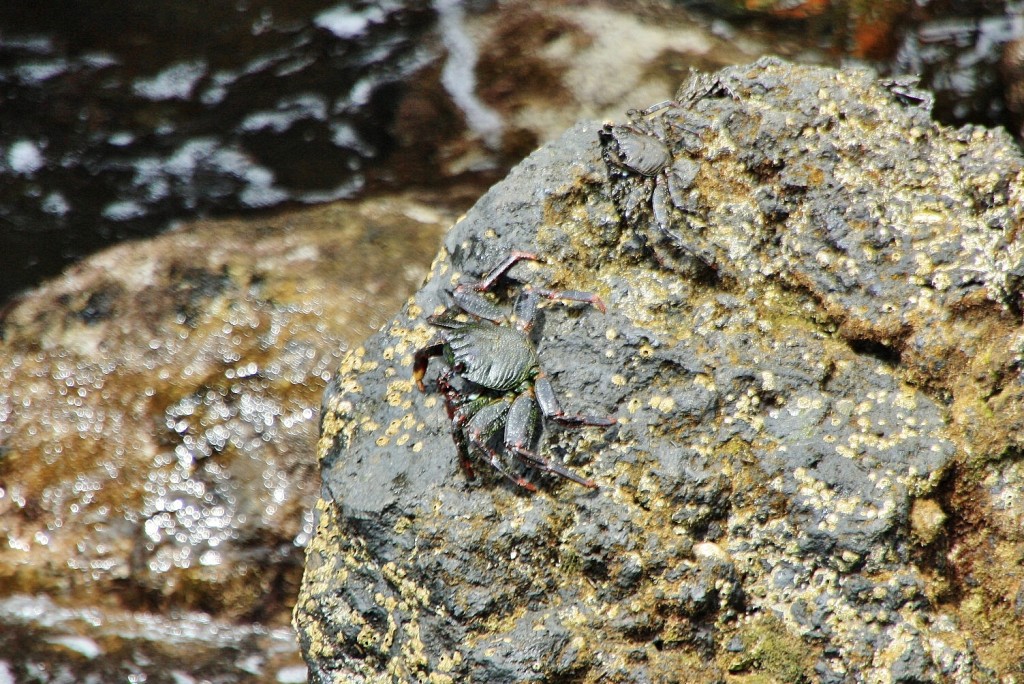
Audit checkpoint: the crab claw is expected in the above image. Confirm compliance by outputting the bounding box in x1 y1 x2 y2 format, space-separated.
412 342 445 392
412 365 427 393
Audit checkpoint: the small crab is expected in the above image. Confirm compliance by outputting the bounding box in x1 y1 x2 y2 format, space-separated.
600 101 700 248
413 251 615 492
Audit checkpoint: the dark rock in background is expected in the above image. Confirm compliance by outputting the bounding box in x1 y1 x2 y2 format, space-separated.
295 59 1024 682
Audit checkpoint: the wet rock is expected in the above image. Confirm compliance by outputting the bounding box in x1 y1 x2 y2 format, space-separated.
1001 36 1024 136
295 59 1024 682
0 195 453 682
0 0 436 298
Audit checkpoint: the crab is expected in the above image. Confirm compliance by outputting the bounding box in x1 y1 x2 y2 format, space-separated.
600 69 748 270
412 251 616 492
600 102 700 247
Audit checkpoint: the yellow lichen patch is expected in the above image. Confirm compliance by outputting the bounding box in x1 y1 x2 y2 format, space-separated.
426 675 454 684
722 613 818 680
381 562 432 608
693 373 716 392
336 377 363 398
648 395 676 413
611 374 627 386
386 380 414 406
436 650 463 673
910 498 947 546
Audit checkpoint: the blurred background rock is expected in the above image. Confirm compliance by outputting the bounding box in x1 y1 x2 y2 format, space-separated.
2 1 1023 682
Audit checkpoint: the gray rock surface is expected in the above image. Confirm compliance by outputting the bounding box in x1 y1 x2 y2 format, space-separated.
295 58 1024 682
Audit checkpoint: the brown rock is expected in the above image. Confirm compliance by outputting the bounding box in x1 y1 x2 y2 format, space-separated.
0 195 453 677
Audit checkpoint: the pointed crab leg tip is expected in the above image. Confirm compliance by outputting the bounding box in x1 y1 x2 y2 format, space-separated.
594 297 607 313
512 250 542 260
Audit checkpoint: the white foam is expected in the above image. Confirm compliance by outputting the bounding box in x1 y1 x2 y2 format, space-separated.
133 61 208 101
8 140 44 175
314 5 386 38
276 664 308 683
46 635 102 659
101 200 146 221
435 0 503 149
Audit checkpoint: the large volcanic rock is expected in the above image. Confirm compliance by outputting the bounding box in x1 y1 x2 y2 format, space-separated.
294 58 1024 682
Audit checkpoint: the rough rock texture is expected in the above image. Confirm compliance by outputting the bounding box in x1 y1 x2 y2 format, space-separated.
295 58 1024 682
0 196 453 682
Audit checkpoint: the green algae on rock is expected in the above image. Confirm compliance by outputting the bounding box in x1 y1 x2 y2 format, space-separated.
295 59 1024 682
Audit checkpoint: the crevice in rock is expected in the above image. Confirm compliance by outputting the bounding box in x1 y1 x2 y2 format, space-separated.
846 337 903 366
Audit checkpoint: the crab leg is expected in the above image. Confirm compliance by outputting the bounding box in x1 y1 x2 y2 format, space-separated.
628 100 677 119
505 392 599 489
475 441 538 492
472 251 542 292
449 288 507 323
529 287 606 313
535 375 616 427
512 288 606 333
465 397 537 491
513 447 597 489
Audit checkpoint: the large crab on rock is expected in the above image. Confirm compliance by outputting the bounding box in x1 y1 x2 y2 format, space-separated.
413 252 615 492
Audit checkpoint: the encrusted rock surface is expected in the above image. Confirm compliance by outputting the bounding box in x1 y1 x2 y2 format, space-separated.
295 58 1024 682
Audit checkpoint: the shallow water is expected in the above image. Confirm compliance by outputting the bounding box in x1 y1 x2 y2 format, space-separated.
0 0 436 300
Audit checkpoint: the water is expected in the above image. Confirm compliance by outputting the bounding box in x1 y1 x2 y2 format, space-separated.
0 0 436 301
0 594 305 684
